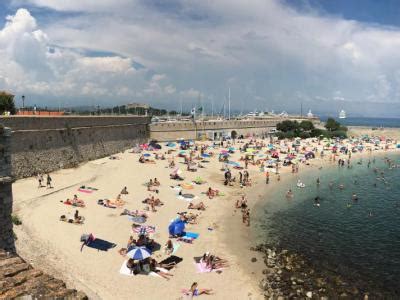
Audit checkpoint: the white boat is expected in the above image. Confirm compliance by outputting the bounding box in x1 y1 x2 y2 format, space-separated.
339 110 346 119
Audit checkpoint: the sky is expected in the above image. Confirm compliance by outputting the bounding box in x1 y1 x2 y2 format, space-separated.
1 0 400 117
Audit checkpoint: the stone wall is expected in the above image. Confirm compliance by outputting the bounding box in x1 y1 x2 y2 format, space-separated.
0 116 151 178
0 126 15 253
150 117 319 141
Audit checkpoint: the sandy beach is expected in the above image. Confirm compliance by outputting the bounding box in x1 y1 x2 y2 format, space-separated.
12 133 399 300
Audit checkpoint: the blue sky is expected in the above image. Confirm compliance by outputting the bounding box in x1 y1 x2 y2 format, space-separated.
1 0 400 116
286 0 400 27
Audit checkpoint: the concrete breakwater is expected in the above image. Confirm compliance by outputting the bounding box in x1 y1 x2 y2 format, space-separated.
0 116 150 178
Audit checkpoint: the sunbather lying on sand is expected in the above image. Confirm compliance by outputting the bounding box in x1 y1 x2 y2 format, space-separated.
149 259 174 280
120 209 148 218
188 202 206 211
64 195 85 207
187 282 213 296
120 186 129 194
178 212 198 224
150 258 177 272
206 187 220 199
139 155 156 164
143 195 163 206
201 252 229 270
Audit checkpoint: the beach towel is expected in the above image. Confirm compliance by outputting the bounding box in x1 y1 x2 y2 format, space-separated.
194 261 224 273
159 255 183 270
195 262 212 273
177 195 198 202
84 238 116 251
172 243 180 254
177 236 194 243
183 232 199 239
128 216 146 224
78 188 93 194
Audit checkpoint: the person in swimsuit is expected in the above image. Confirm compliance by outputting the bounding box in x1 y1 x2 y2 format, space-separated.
189 282 213 296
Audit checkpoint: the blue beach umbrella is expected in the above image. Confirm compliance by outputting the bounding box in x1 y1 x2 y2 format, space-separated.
201 153 210 158
143 153 151 157
168 219 185 236
126 247 152 260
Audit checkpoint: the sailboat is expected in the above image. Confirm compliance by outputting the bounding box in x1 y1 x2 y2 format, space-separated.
339 110 346 119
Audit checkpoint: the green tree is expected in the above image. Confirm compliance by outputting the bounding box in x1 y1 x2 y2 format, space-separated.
325 117 340 131
299 120 315 131
0 91 16 114
276 120 299 132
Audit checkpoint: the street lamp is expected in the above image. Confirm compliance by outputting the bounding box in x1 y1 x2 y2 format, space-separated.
22 95 25 112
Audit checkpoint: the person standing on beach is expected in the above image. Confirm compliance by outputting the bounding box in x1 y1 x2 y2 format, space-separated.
46 174 53 188
37 173 43 188
265 171 270 184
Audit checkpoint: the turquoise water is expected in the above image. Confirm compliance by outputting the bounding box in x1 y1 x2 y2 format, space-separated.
254 154 400 296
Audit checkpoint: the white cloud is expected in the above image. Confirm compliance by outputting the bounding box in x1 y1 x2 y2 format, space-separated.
3 1 400 114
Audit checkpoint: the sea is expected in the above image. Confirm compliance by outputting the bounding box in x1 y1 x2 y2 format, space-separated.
253 154 400 296
320 116 400 128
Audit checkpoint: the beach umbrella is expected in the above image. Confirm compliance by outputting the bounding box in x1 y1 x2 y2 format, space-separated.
168 219 185 236
227 161 240 167
126 247 152 260
201 153 210 158
228 147 235 151
143 153 151 157
133 225 156 235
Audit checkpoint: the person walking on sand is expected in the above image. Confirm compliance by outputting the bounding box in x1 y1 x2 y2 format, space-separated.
265 171 270 184
46 174 53 188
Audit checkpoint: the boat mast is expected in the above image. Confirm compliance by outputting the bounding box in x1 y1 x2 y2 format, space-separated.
228 88 231 120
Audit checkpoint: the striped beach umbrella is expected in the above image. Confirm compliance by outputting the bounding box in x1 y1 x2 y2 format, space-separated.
133 225 156 234
126 247 151 260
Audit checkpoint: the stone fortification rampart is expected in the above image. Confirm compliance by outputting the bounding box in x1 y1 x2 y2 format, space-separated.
0 126 14 253
150 117 318 141
0 116 150 178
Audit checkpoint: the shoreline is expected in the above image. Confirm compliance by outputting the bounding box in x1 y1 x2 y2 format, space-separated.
12 136 399 299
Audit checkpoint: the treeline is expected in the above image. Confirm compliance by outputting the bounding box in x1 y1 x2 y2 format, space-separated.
275 118 347 139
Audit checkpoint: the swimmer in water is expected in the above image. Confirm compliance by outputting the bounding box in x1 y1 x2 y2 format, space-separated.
339 184 344 190
368 211 373 217
328 181 334 190
286 189 294 198
316 177 320 185
352 193 358 201
314 196 321 207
